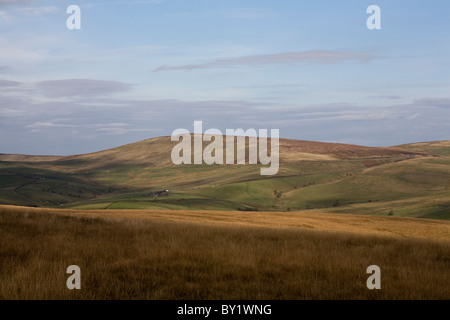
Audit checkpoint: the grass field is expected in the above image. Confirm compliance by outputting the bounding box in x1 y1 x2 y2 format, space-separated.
1 205 449 300
1 138 449 300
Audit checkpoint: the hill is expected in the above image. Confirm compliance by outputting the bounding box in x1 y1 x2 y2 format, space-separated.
0 136 448 219
396 140 450 156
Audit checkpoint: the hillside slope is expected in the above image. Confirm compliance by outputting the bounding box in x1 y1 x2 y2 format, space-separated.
0 137 448 219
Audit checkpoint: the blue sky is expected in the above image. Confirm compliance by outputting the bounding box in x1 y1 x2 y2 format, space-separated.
0 0 449 155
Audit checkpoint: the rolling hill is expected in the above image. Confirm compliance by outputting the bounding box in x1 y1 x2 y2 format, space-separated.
0 137 448 219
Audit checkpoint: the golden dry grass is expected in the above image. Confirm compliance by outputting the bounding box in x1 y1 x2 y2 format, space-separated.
2 205 446 241
0 205 449 300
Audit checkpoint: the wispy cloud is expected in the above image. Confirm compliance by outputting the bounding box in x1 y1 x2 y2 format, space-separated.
0 0 33 8
412 97 450 108
96 127 162 135
374 95 403 100
37 79 132 98
0 79 21 87
83 0 165 8
153 50 377 72
168 8 272 20
0 107 25 117
15 6 58 15
26 121 76 128
0 37 49 62
0 10 11 20
92 122 129 128
223 9 271 19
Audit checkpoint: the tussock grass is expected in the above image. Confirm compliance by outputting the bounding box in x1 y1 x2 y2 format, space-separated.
0 206 449 300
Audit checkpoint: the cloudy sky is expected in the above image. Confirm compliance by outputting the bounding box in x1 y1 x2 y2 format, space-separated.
0 0 449 155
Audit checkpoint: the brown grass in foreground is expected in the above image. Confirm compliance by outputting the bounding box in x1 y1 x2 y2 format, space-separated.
0 206 449 300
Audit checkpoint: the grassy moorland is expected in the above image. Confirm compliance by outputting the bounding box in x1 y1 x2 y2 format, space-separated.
0 205 449 300
0 137 449 300
0 137 448 219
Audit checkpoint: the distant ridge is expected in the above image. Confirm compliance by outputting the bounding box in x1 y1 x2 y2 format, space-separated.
0 135 428 165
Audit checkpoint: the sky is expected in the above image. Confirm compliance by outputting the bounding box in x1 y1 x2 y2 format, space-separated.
0 0 449 155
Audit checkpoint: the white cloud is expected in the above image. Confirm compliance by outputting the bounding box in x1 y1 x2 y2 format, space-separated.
37 79 132 98
0 79 21 87
0 107 25 117
413 97 450 108
92 122 128 127
15 6 58 15
222 9 271 20
0 10 11 20
83 0 165 8
0 37 49 62
96 127 162 135
153 50 377 72
0 0 33 8
26 121 76 128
